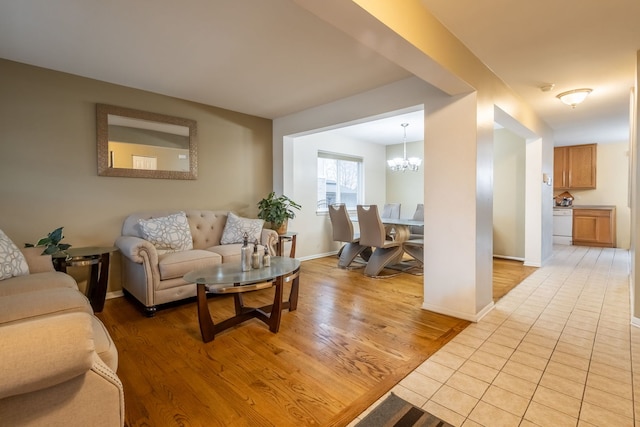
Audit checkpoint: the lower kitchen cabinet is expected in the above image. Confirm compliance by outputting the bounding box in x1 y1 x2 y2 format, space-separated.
572 207 616 248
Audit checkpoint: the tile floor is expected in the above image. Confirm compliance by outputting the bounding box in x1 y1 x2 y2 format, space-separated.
350 245 638 426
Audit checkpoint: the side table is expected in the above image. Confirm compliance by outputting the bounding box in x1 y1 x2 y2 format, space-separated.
52 246 117 313
277 232 297 257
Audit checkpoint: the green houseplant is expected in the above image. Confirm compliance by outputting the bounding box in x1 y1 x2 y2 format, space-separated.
257 192 301 234
25 226 72 255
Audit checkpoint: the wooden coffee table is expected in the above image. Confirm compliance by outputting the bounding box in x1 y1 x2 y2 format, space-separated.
184 256 300 342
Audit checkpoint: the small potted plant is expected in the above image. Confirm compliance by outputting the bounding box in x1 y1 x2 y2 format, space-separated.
257 192 301 234
25 226 72 255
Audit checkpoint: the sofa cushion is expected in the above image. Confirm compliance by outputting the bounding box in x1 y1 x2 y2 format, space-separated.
0 271 78 297
207 243 268 264
0 229 29 280
157 249 221 281
220 212 264 245
138 211 194 254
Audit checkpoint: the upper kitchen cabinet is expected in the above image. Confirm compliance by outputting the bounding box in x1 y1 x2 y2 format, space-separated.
553 143 597 190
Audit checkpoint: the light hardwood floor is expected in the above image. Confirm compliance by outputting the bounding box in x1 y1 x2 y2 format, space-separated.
492 257 538 301
97 256 532 427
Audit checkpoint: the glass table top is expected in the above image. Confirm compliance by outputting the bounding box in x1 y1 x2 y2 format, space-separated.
184 256 300 286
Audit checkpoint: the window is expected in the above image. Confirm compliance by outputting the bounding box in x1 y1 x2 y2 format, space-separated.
317 151 363 212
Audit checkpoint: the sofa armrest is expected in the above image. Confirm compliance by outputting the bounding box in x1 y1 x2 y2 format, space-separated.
261 229 279 256
115 235 158 266
20 247 55 273
0 312 95 399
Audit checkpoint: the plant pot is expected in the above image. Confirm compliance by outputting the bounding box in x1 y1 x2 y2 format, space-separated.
274 220 288 235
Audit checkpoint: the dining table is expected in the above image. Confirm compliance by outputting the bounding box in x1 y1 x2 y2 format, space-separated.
350 216 423 242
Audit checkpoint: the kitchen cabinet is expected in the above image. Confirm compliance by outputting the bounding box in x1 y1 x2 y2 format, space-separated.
572 207 616 248
554 144 596 189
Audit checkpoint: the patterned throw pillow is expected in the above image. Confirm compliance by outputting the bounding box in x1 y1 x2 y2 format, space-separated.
138 212 194 254
220 212 264 245
0 229 29 280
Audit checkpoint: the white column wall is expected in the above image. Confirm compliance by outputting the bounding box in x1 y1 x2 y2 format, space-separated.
421 92 494 321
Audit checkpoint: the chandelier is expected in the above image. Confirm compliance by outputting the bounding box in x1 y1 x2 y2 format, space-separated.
387 123 422 172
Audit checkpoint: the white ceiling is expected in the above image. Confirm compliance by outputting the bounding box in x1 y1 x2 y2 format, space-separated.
422 0 640 146
1 0 638 146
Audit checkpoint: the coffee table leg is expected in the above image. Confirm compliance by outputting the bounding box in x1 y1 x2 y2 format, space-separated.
269 277 284 333
196 282 216 342
288 276 299 311
234 293 245 315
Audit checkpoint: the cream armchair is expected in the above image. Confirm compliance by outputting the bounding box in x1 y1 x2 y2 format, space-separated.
0 236 123 426
115 210 278 316
0 312 124 427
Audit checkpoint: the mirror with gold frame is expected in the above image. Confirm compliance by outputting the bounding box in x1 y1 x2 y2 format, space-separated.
96 104 197 179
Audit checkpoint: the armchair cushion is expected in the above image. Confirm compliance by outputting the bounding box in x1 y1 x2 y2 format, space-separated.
0 229 29 280
138 211 193 254
0 312 94 399
0 287 92 325
220 212 264 244
0 271 77 297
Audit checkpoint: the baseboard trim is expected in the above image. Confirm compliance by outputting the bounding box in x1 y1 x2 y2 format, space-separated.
106 290 124 300
298 251 337 261
493 255 525 262
421 300 494 323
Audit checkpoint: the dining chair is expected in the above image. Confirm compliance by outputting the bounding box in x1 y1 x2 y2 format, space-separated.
410 203 424 239
356 205 404 277
381 203 401 219
403 239 424 274
328 204 371 269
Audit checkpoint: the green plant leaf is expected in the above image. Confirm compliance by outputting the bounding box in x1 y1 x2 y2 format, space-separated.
48 227 64 244
43 245 59 255
36 237 52 246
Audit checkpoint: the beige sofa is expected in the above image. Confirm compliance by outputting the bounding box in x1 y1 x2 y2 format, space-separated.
0 247 123 427
115 210 278 316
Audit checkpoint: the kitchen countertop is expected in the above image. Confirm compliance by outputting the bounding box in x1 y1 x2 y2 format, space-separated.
553 205 616 210
571 205 616 210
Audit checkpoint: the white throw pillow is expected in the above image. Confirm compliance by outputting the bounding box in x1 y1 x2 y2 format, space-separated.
0 229 29 280
220 212 264 245
138 212 194 254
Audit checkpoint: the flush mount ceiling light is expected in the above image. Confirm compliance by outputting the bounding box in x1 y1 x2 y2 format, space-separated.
556 88 592 108
387 123 422 172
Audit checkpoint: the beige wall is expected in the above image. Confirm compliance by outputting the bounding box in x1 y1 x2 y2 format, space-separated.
554 142 631 249
493 129 526 258
0 59 273 293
